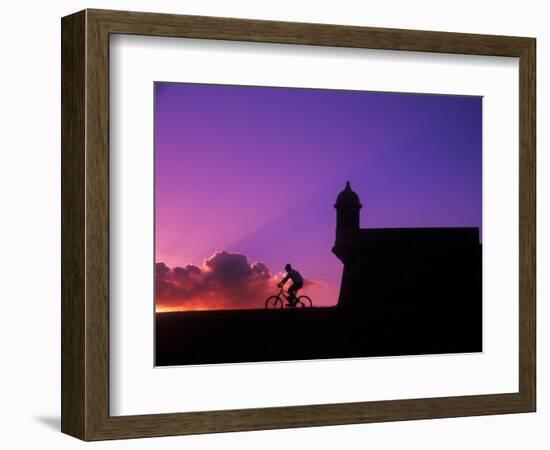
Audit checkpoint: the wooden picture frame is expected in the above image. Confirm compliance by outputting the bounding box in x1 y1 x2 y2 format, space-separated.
61 8 536 441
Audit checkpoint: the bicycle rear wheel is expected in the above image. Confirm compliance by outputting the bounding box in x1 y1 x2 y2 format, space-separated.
296 295 312 308
265 295 283 309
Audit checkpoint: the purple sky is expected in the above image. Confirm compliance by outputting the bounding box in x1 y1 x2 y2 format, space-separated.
155 82 482 309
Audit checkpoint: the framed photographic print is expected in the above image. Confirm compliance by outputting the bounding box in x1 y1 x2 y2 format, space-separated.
61 9 536 441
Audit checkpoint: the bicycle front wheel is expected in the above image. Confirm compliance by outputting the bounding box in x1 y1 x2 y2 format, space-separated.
296 295 312 308
265 295 283 309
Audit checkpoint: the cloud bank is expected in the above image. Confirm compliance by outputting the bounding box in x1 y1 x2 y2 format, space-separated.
156 251 317 311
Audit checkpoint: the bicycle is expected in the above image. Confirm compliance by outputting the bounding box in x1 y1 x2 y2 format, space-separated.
265 286 313 309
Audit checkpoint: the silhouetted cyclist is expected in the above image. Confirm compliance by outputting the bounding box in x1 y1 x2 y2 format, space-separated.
278 263 304 306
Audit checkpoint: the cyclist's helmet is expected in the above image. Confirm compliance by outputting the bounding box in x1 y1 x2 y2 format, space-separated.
285 263 292 271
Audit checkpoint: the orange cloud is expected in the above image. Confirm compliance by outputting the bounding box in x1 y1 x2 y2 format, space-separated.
156 251 321 312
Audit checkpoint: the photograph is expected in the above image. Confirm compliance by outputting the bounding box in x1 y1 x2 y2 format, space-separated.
154 82 483 366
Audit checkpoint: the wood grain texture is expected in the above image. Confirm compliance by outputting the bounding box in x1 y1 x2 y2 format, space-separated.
61 8 537 441
89 8 532 56
518 39 536 409
84 10 111 440
61 10 86 439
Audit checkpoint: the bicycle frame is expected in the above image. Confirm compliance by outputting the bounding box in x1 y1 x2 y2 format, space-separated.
276 287 293 302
